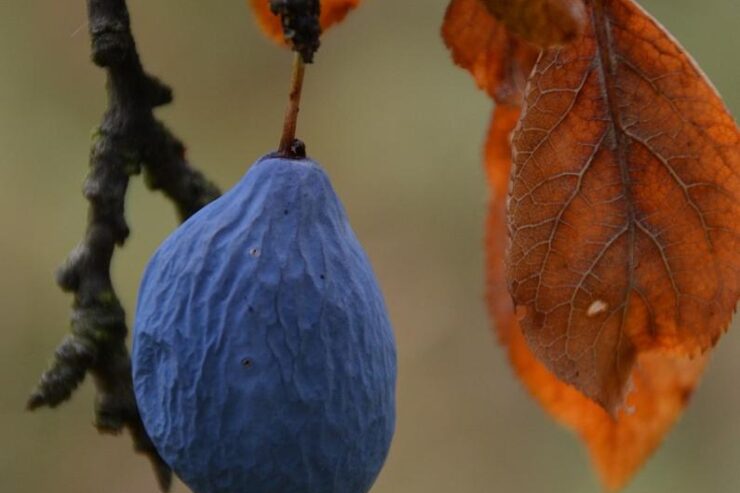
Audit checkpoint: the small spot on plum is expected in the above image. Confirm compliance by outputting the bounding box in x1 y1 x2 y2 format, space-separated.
249 247 261 258
241 358 253 368
283 209 289 215
320 274 325 280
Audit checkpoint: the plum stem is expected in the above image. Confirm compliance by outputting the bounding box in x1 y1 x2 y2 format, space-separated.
278 53 307 157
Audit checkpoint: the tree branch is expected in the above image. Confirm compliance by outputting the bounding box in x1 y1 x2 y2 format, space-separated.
27 0 221 490
270 0 321 63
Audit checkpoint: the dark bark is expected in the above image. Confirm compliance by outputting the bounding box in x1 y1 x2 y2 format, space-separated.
270 0 321 63
27 0 221 490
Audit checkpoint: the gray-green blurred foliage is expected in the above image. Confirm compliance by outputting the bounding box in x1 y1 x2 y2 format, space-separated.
1 1 738 492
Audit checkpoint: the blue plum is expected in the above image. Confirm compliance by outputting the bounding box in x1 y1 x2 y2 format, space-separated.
132 154 397 493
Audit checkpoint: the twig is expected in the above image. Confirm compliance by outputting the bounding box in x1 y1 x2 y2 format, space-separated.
27 0 221 490
270 0 321 63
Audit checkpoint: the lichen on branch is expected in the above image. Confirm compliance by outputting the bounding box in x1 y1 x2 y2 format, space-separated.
27 0 221 490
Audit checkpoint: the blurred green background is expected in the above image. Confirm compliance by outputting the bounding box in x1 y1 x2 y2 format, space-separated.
1 1 738 492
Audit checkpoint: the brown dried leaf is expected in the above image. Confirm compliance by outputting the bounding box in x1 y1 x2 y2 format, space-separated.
481 0 588 47
442 0 540 105
249 0 360 45
506 0 739 413
486 105 709 491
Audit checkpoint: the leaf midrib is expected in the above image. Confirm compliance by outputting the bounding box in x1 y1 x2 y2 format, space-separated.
590 0 636 382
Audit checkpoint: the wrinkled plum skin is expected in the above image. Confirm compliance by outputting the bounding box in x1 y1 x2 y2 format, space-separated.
132 156 397 493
